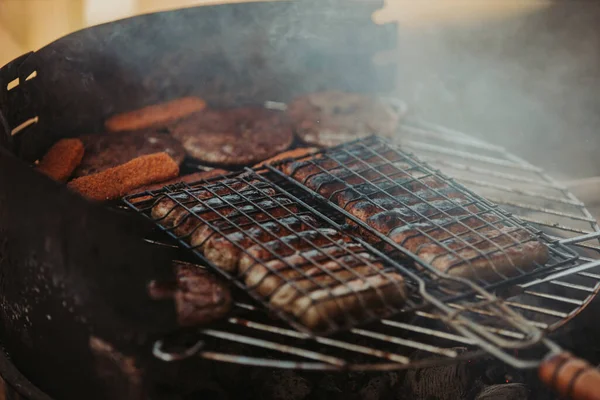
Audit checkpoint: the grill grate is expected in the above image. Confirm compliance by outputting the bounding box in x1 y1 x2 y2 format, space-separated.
124 118 600 371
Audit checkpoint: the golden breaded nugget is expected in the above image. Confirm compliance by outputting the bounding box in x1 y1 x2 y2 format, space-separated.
37 138 85 182
68 153 179 201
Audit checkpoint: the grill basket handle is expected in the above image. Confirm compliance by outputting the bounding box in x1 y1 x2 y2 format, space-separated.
539 352 600 400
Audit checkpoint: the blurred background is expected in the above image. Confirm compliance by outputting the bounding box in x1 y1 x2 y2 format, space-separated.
1 0 599 189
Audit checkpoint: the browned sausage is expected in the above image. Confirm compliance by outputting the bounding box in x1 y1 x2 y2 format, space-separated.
151 181 274 227
187 204 301 250
270 262 388 312
238 229 348 272
172 197 296 238
284 272 406 332
203 215 320 273
245 251 378 298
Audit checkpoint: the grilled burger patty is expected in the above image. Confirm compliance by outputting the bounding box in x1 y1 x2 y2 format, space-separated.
148 261 232 327
170 107 293 166
74 130 186 177
287 91 402 147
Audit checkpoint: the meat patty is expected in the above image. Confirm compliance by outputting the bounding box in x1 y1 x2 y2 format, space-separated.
148 261 231 327
170 107 293 166
203 215 320 273
74 130 186 177
287 91 403 147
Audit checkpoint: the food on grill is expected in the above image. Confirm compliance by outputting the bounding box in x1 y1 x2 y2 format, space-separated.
246 250 377 298
175 198 298 247
284 271 405 331
279 141 549 283
252 147 319 168
239 228 348 272
148 174 409 332
148 261 231 326
127 168 229 195
151 182 276 227
74 130 186 177
203 214 319 272
105 96 207 132
348 197 481 230
387 215 502 249
170 107 293 166
37 138 85 182
415 227 548 281
68 152 179 201
287 91 402 147
241 243 367 294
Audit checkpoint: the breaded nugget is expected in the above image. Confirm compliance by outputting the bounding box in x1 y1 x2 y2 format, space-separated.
37 138 85 182
68 152 179 201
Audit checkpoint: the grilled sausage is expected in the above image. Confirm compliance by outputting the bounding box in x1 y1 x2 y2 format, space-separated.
172 196 296 239
422 239 548 283
151 181 274 226
301 161 417 200
338 184 466 211
386 215 505 250
244 250 376 298
284 272 406 332
238 228 348 272
188 204 301 250
280 147 403 179
270 261 387 311
203 215 319 273
415 226 547 282
348 197 480 234
240 243 366 278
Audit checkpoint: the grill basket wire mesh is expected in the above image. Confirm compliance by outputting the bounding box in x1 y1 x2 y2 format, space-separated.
267 135 579 293
126 172 411 335
123 136 581 369
123 114 600 371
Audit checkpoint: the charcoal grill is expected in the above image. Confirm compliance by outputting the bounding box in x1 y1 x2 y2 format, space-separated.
124 134 600 397
1 1 600 400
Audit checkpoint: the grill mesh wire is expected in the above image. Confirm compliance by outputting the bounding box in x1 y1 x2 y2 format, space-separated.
267 135 577 290
127 172 409 334
123 126 596 369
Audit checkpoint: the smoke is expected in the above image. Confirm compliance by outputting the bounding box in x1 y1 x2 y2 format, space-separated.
388 1 600 179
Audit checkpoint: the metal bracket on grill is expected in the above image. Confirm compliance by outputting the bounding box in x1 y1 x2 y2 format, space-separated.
152 339 205 362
